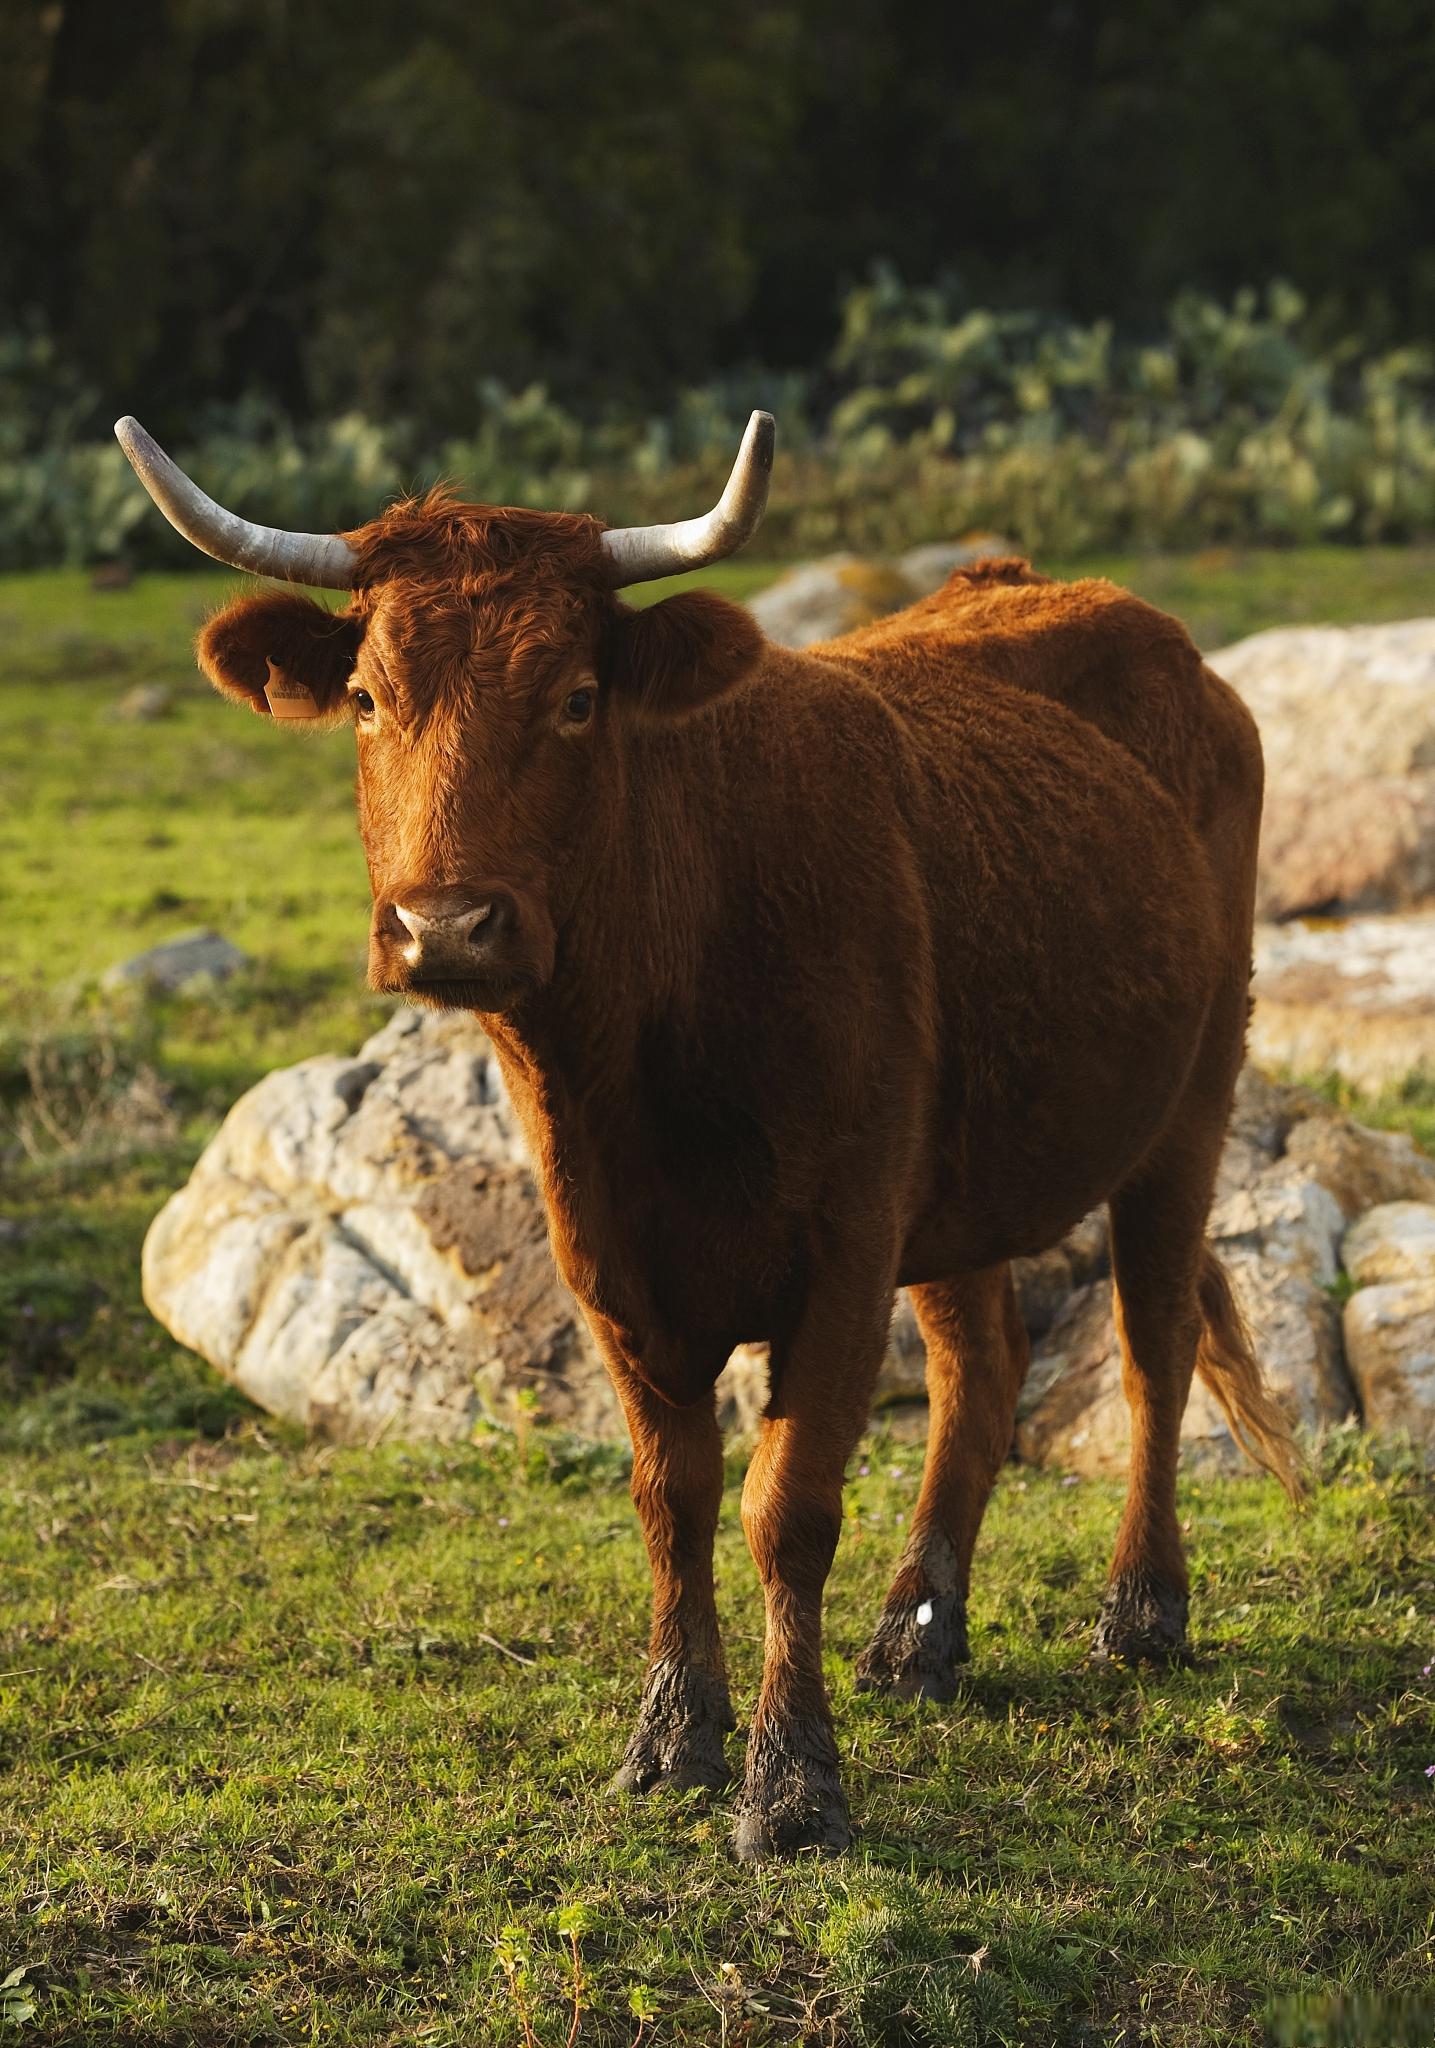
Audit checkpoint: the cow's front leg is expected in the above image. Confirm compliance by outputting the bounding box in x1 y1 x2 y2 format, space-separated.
733 1269 894 1860
608 1370 733 1794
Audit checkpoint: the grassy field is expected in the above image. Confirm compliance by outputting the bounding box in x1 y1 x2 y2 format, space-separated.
3 548 1435 2043
1 1431 1430 2045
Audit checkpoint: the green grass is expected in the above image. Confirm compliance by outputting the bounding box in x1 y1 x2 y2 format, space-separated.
1042 542 1435 652
1 1431 1431 2044
4 548 1435 2043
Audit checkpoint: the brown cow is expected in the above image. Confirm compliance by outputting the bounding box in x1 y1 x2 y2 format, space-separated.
116 413 1302 1860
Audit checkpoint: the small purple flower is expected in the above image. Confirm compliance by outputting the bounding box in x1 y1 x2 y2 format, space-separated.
1423 1661 1433 1678
1425 1763 1435 1779
497 1516 509 1529
858 1463 870 1478
1062 1474 1080 1487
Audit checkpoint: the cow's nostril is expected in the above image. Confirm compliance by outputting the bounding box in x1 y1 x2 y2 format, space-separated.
387 891 515 972
373 886 541 1000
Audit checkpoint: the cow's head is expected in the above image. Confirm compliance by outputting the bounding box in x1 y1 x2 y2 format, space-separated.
114 416 772 1013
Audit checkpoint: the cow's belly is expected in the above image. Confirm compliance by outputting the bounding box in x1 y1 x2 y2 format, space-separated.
900 958 1215 1280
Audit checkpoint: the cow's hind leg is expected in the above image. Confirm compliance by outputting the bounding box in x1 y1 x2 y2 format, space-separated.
609 1377 734 1794
1094 1156 1211 1667
1093 990 1247 1668
855 1265 1029 1700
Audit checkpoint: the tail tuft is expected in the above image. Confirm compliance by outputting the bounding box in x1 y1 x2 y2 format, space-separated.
1196 1247 1308 1503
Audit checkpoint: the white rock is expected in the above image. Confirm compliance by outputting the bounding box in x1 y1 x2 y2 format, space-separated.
1281 1109 1435 1220
1251 912 1435 1092
1343 1278 1435 1457
143 1011 613 1444
112 683 173 722
1342 1201 1435 1288
1213 619 1435 918
1215 619 1435 788
748 555 918 649
896 537 1012 594
747 541 1014 650
104 928 252 992
1208 1159 1345 1286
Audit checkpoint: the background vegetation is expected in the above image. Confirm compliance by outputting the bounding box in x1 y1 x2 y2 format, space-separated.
13 281 1435 569
6 2 1435 568
9 0 1435 425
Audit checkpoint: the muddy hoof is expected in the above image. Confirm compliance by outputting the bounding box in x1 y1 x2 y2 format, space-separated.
610 1660 734 1796
730 1717 852 1862
854 1590 967 1702
1092 1572 1190 1669
610 1736 730 1796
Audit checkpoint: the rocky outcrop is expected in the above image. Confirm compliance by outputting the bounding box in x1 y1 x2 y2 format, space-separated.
142 1015 1435 1469
105 929 252 992
1015 1068 1435 1475
143 1008 610 1445
1201 619 1435 1098
1343 1201 1435 1286
1210 619 1435 920
1339 1200 1435 1456
1250 912 1435 1094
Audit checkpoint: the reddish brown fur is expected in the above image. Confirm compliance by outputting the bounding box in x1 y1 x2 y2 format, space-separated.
197 502 1300 1858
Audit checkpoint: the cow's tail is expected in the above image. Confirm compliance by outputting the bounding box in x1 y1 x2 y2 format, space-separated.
1194 1246 1307 1502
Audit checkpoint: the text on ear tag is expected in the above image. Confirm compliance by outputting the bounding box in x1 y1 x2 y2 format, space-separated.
264 658 319 720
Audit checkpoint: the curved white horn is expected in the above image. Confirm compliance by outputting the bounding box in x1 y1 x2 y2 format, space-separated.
600 410 775 586
114 417 358 587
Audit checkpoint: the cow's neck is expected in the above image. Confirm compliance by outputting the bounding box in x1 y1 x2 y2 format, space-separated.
480 695 764 1328
491 701 739 1087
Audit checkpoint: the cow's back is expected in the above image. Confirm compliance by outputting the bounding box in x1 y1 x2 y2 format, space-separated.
814 559 1262 852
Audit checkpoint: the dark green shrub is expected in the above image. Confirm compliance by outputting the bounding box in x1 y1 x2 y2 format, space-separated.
7 279 1435 565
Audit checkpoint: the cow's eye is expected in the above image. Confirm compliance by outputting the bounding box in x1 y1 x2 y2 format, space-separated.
563 686 595 726
351 688 375 720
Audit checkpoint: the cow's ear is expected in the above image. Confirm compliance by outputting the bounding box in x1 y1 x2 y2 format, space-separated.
197 591 364 723
604 590 763 722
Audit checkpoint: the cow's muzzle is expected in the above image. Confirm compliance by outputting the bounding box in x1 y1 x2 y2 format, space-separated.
370 883 546 1010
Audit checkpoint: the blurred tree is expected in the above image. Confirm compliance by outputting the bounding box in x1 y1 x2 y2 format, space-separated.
2 0 1433 428
3 0 804 429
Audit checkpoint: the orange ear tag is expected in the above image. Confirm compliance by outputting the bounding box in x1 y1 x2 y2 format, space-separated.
263 658 319 720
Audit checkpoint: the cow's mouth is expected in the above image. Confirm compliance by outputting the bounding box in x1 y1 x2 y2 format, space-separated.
393 972 530 1016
